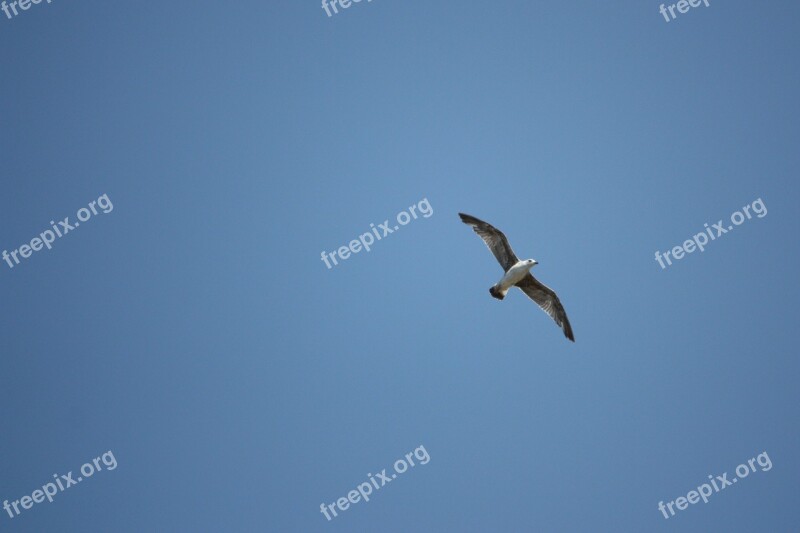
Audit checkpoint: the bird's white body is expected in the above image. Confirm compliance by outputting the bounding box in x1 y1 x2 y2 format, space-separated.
495 259 536 296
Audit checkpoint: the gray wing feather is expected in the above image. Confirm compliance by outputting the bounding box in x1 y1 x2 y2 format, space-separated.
458 213 519 271
516 274 575 342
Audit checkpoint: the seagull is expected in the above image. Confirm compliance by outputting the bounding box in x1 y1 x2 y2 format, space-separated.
459 213 575 342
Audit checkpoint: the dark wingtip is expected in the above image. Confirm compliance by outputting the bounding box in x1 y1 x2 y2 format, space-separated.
458 213 478 224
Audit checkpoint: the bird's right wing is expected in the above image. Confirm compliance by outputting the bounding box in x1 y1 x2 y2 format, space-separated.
458 213 519 271
516 274 575 342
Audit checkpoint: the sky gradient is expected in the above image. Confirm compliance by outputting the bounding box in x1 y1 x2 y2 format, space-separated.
1 0 798 531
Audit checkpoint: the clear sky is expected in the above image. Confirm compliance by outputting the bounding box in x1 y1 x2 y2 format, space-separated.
1 0 798 531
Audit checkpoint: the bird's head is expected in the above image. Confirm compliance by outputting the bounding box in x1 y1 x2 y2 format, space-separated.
527 259 538 267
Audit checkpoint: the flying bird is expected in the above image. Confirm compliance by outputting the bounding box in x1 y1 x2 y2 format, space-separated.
459 213 575 342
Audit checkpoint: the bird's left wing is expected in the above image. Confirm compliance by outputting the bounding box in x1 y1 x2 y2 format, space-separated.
458 213 519 271
516 274 575 342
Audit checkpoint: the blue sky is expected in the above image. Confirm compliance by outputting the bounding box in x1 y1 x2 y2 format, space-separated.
1 0 798 531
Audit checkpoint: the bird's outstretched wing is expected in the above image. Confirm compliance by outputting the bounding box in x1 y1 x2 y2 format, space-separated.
516 274 575 342
458 213 519 271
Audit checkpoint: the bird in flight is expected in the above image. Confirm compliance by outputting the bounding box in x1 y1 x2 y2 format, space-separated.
459 213 575 342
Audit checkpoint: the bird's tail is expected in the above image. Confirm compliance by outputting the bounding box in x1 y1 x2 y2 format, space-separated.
489 285 506 300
